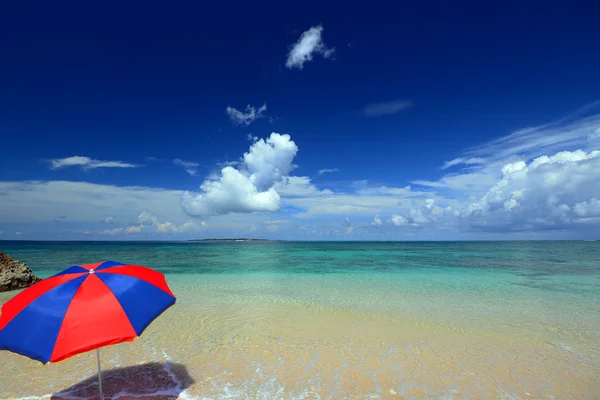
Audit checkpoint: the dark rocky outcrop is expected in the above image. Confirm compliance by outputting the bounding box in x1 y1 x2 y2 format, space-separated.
0 250 42 292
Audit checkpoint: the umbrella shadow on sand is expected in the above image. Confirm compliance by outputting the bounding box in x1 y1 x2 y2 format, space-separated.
50 361 195 400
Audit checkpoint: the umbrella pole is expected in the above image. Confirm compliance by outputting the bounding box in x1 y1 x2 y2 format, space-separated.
96 349 104 400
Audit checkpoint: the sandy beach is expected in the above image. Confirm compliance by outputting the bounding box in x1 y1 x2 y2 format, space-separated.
2 274 599 399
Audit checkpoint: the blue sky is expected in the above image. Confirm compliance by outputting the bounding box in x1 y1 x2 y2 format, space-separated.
1 1 600 240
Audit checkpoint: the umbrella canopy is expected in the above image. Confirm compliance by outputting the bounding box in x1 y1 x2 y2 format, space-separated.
0 260 176 364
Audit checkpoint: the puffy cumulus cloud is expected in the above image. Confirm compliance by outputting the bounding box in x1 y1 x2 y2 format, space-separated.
6 106 600 240
173 159 199 176
102 211 201 235
126 225 143 233
391 214 408 227
50 156 138 170
244 134 298 190
414 105 600 201
372 215 382 226
226 103 267 126
274 176 333 198
389 199 456 229
464 150 600 231
362 100 413 117
285 25 335 70
138 211 157 226
102 227 123 235
181 133 298 217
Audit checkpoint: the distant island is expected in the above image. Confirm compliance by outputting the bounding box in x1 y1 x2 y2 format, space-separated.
188 238 283 242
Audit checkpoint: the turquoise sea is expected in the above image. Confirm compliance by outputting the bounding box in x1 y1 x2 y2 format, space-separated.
1 240 599 399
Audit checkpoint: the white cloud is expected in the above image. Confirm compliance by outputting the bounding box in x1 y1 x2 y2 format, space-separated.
412 172 497 193
362 100 413 117
226 103 267 126
274 176 332 198
317 168 339 175
102 227 123 235
126 225 142 233
4 105 600 240
0 181 185 224
50 156 138 170
289 193 401 219
442 157 487 170
53 215 67 223
173 159 200 176
181 133 298 217
389 199 456 230
102 211 201 235
459 102 600 164
285 25 335 70
391 214 408 227
343 217 354 233
355 185 427 197
266 219 289 225
464 149 600 231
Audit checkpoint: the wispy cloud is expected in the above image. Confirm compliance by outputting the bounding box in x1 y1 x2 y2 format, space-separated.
265 219 290 232
226 103 267 126
362 100 413 117
53 215 67 223
173 159 200 176
49 156 138 170
286 25 335 70
317 168 339 175
411 172 496 191
442 157 487 170
460 101 600 163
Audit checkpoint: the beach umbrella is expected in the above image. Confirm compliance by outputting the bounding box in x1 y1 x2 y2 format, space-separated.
0 260 176 400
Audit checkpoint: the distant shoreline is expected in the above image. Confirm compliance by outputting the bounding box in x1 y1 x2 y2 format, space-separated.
187 238 284 242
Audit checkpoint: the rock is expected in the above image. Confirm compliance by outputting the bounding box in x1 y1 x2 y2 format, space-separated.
0 251 42 292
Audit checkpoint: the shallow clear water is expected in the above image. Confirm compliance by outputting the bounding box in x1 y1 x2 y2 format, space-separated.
1 240 599 399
